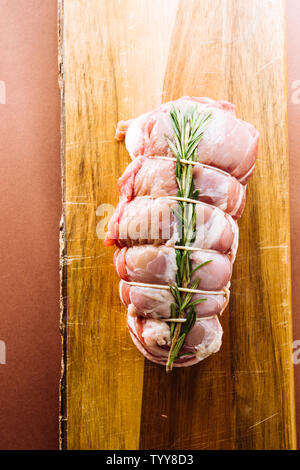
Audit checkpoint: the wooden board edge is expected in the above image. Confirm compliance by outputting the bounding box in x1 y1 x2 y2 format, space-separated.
58 0 67 451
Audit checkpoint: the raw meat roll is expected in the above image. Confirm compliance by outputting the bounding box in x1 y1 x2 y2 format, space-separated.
105 97 258 368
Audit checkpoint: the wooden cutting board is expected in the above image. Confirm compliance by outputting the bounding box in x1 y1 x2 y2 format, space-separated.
59 0 297 450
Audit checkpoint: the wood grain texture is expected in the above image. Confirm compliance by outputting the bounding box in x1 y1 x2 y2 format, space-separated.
60 0 297 450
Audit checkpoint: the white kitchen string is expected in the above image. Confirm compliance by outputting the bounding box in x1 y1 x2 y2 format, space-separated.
123 280 229 297
149 156 235 180
139 194 231 219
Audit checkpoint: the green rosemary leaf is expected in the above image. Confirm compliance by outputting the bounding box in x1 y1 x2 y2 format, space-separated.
190 260 212 276
186 140 201 160
184 168 193 198
171 206 183 222
192 189 199 200
169 285 178 303
176 352 196 359
169 303 179 338
170 105 180 131
179 293 193 312
185 298 208 309
182 307 196 335
189 277 202 290
165 135 180 159
179 277 201 312
170 302 178 317
170 284 182 307
175 249 182 269
180 251 187 277
167 333 186 367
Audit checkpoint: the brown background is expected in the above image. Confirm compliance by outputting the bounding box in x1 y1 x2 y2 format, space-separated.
0 0 61 450
0 0 299 450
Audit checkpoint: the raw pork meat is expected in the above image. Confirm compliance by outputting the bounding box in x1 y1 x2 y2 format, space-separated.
105 97 258 368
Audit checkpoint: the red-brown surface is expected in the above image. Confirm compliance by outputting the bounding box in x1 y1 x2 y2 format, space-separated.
0 0 298 450
0 0 61 449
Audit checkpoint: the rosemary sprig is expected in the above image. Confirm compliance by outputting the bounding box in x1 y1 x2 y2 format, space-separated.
165 105 213 372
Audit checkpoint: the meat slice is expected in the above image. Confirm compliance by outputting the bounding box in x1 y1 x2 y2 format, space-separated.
114 245 232 291
120 282 175 319
116 96 259 183
118 156 246 218
127 313 223 367
120 282 228 319
105 197 238 258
